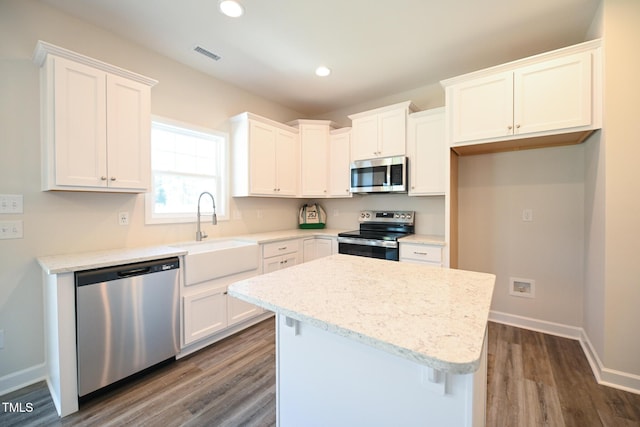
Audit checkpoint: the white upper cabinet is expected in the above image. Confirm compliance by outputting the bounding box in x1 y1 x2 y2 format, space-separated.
328 127 352 197
407 108 446 196
349 101 417 161
289 120 336 198
231 112 299 197
442 40 601 155
34 41 156 192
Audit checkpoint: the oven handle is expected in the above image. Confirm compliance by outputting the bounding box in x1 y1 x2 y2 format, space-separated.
337 236 398 248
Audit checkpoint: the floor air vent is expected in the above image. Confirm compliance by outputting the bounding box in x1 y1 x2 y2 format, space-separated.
194 46 221 61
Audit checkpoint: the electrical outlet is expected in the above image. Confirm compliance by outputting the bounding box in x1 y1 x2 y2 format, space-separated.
118 212 129 226
0 329 4 349
257 210 263 219
522 209 533 222
509 277 535 298
0 220 23 239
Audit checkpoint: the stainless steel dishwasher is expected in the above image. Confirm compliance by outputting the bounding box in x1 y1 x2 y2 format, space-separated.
75 257 180 397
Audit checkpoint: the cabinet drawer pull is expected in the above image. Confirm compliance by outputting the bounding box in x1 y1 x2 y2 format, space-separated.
278 246 287 251
414 251 428 256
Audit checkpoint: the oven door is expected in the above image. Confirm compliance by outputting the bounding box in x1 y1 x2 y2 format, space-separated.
337 237 399 261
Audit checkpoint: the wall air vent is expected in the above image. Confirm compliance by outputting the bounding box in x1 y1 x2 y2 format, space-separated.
194 46 221 61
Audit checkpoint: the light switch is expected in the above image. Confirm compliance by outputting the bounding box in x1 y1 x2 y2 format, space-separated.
0 194 23 214
0 220 23 239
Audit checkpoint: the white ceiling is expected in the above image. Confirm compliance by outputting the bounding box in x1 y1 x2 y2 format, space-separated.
41 0 600 116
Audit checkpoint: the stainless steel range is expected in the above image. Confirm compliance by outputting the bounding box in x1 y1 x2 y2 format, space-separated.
337 210 415 261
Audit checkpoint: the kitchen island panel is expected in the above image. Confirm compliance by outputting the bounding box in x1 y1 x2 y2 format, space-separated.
277 314 487 426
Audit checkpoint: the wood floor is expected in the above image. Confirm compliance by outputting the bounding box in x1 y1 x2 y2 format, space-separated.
2 319 639 426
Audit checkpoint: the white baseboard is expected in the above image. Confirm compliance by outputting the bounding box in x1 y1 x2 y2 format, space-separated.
0 363 46 397
489 310 640 395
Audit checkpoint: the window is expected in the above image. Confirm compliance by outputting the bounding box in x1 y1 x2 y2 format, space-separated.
145 117 228 224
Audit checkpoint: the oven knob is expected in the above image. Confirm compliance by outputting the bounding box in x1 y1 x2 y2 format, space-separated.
406 214 412 219
400 214 406 219
365 212 371 218
394 213 400 218
360 212 366 218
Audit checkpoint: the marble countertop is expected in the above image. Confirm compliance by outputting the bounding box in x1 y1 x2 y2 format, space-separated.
229 254 495 374
36 229 345 275
37 246 188 274
233 228 346 243
399 234 446 245
37 228 445 275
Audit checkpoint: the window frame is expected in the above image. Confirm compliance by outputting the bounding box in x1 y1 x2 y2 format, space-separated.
145 116 230 225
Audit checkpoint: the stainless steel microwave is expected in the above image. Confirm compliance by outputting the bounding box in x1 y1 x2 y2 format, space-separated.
350 156 407 193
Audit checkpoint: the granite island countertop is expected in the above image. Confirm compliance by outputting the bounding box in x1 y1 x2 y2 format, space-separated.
229 254 495 374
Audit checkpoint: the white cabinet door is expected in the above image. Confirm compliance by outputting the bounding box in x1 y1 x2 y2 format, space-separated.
450 71 513 144
378 108 407 157
52 56 108 188
263 252 300 273
299 125 328 197
228 296 263 326
303 237 334 262
302 238 316 263
315 238 333 258
105 74 151 190
351 115 379 161
328 129 351 197
183 285 228 345
350 102 414 161
275 128 299 196
249 120 278 195
408 108 446 195
514 51 592 136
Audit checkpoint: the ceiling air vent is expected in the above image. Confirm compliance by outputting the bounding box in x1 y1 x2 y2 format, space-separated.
194 46 221 61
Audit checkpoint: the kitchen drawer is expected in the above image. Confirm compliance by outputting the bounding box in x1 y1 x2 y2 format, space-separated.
263 239 300 258
399 243 443 264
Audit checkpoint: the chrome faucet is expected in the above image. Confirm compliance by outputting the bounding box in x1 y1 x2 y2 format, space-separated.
196 191 217 241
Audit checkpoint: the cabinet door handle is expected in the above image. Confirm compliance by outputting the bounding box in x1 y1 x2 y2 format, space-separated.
110 177 116 181
101 176 107 181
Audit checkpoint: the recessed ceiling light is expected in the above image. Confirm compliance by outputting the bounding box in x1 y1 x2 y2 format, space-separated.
315 66 331 77
219 0 244 18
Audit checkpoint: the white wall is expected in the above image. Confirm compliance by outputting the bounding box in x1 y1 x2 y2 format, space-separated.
458 145 586 327
600 0 640 377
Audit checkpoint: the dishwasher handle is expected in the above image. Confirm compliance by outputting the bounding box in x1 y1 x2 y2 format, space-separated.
118 267 151 278
76 257 180 286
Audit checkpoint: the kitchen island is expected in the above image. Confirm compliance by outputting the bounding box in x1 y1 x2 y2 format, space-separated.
229 254 496 427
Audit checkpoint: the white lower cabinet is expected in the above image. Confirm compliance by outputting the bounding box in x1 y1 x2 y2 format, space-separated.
399 243 444 267
181 265 263 349
183 283 228 345
262 239 301 273
303 237 336 262
228 295 263 326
